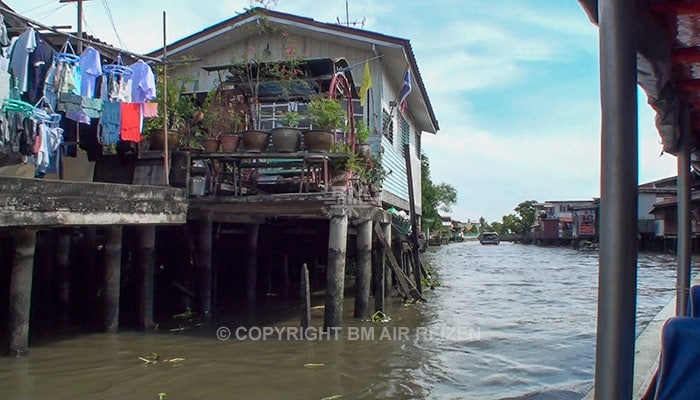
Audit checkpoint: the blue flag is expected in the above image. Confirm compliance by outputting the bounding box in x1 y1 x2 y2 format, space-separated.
399 69 412 113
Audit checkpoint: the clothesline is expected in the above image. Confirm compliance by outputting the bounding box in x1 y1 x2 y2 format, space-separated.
0 5 161 63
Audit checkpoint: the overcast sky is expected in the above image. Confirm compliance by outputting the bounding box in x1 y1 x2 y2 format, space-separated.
9 0 678 222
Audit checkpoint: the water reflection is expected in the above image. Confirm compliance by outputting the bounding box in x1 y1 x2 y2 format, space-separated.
0 242 682 400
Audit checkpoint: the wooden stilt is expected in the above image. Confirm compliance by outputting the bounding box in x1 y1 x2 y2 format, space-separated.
53 229 71 327
266 250 273 295
245 224 260 302
282 252 290 297
83 227 98 329
354 219 372 319
373 225 385 313
301 263 311 338
103 226 123 333
195 221 213 317
324 209 348 329
137 226 156 330
374 224 426 302
9 229 37 356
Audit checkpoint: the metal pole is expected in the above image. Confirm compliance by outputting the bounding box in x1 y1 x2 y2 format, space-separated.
594 0 638 399
77 0 83 53
677 103 692 316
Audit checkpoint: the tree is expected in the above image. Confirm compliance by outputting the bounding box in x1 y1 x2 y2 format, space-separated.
514 200 538 235
421 154 458 231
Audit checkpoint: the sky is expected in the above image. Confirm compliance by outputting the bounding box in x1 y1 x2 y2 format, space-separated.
8 0 679 222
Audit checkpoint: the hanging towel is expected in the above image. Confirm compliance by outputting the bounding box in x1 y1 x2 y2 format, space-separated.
143 102 158 118
99 101 121 144
120 102 141 142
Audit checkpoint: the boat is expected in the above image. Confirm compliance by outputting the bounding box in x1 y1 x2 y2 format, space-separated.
478 232 500 245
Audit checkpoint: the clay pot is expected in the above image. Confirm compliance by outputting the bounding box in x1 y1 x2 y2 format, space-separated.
242 130 270 153
148 129 179 150
220 134 241 152
271 127 302 152
304 130 333 152
202 138 220 152
356 143 371 160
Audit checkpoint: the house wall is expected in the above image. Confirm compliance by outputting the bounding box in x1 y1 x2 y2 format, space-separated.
171 32 424 213
638 193 658 220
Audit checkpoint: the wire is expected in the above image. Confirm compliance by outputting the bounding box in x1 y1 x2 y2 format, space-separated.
19 0 56 16
102 0 127 51
32 3 68 22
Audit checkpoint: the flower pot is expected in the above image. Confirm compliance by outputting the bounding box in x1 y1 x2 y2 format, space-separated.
356 143 371 160
202 138 220 152
330 168 351 190
304 130 334 152
148 129 179 151
220 133 241 152
271 127 302 152
242 130 270 153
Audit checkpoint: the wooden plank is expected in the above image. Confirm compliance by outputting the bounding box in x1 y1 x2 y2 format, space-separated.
404 143 423 295
374 223 426 302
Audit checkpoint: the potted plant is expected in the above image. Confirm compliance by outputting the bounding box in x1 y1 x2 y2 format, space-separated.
305 95 346 152
329 142 362 190
361 151 391 196
271 111 302 152
144 68 195 151
354 119 371 160
201 88 243 152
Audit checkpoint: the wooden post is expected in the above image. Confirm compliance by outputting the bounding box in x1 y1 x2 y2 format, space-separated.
301 263 311 337
195 221 213 317
53 229 71 327
403 143 423 295
245 224 260 302
83 227 97 329
103 226 123 333
373 224 385 313
9 229 37 356
324 208 348 329
383 222 393 295
137 226 156 330
282 252 290 297
354 219 372 319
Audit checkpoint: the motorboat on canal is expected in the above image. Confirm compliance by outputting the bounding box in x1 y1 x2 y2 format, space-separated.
579 1 700 399
478 232 500 245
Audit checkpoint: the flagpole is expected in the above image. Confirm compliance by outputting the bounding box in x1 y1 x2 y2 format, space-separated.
389 65 411 116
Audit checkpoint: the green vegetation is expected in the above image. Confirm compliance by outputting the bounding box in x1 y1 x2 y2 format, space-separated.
477 200 538 239
420 153 457 232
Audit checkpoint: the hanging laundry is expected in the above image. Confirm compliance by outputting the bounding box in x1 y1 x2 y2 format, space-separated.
58 92 103 123
129 60 156 103
79 46 102 97
99 101 121 145
0 14 9 47
28 33 55 104
8 27 36 94
143 102 158 118
120 102 141 142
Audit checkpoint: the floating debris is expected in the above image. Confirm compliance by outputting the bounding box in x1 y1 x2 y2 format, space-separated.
371 311 391 323
303 363 325 368
320 395 343 400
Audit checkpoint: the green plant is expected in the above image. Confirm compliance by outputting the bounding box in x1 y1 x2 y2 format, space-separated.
201 89 243 138
330 142 362 172
144 67 197 134
355 119 370 143
361 151 392 189
307 96 346 131
279 111 301 128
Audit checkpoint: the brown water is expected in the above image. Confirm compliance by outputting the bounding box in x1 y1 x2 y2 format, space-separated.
0 242 680 400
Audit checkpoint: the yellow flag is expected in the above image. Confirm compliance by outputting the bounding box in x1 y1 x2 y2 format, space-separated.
360 61 372 107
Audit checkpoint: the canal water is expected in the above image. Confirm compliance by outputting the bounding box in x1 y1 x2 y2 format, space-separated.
0 241 681 399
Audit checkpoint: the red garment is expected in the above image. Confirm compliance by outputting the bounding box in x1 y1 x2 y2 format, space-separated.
120 102 141 142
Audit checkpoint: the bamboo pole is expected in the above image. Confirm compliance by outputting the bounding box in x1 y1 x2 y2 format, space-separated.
162 11 170 185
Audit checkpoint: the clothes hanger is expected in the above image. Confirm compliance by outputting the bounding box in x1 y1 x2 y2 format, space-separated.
53 39 80 64
103 54 133 78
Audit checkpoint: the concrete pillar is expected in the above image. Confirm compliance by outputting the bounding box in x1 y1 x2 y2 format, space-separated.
9 229 37 357
137 226 156 330
245 224 260 302
282 253 290 297
195 221 213 317
301 263 311 337
373 230 385 313
383 222 393 295
324 209 348 329
354 219 372 319
103 226 123 333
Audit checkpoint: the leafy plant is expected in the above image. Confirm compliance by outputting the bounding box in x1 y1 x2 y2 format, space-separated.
201 88 243 138
330 142 362 172
307 96 346 131
355 119 370 143
361 151 391 189
144 66 197 133
279 111 301 128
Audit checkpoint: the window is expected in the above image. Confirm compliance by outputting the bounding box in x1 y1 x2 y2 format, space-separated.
416 132 421 158
382 108 393 143
399 114 410 147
